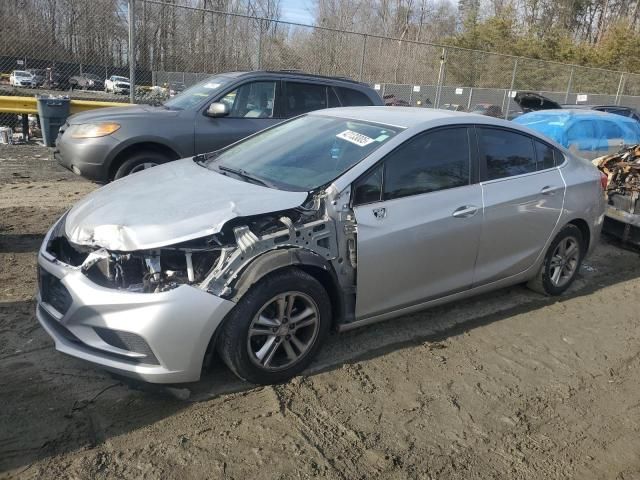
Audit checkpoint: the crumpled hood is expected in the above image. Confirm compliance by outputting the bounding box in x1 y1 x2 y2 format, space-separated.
67 104 178 124
64 159 308 251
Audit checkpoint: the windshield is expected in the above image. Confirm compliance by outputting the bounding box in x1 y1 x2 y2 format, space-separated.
113 76 129 82
164 75 231 110
203 114 402 191
86 74 100 80
15 71 30 77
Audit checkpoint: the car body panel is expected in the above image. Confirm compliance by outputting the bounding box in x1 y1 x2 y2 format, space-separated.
354 184 483 319
473 169 565 285
64 158 308 251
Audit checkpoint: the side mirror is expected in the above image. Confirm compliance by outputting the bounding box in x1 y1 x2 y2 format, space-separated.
206 102 230 118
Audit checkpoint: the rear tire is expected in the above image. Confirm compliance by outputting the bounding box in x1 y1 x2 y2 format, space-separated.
527 224 585 296
217 269 332 385
113 150 171 179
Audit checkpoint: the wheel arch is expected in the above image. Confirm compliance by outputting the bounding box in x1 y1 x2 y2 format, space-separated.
567 218 591 253
229 248 345 328
107 140 181 180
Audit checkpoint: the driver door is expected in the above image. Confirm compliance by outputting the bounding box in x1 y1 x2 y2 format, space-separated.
353 127 483 320
194 80 283 154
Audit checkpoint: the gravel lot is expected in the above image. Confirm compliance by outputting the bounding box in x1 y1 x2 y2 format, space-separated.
1 143 640 479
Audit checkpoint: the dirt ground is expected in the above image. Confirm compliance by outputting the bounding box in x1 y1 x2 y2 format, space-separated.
1 143 640 480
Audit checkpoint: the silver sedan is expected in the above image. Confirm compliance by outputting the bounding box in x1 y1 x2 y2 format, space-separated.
37 107 606 385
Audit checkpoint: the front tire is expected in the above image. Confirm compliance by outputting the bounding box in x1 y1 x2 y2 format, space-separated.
113 150 170 179
217 269 332 385
527 224 585 296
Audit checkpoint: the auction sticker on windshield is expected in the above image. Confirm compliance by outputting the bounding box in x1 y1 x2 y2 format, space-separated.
336 130 374 147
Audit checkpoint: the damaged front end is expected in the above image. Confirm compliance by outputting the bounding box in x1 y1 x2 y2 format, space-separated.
46 195 341 299
594 145 640 245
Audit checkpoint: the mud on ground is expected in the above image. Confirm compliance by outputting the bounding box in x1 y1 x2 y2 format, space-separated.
1 144 640 479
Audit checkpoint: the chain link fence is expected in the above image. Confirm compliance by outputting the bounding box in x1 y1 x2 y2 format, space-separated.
3 0 640 115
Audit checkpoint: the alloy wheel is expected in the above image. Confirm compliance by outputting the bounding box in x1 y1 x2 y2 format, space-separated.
549 236 580 287
247 291 320 371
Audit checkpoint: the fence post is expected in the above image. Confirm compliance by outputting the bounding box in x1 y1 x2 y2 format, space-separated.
128 0 136 104
504 58 517 119
359 34 368 81
564 67 574 104
435 47 447 108
257 20 263 70
467 87 473 110
615 73 626 105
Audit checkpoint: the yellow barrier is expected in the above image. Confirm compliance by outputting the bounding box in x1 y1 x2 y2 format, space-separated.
0 95 128 115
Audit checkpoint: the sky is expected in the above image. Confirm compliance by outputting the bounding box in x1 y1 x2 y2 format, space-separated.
280 0 315 25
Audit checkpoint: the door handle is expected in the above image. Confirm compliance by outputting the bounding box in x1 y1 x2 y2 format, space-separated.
540 186 556 196
372 207 386 220
452 205 478 218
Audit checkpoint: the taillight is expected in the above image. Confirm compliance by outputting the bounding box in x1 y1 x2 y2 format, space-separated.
600 172 608 191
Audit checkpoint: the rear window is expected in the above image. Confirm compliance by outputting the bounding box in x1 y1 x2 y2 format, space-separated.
336 87 374 106
478 128 536 180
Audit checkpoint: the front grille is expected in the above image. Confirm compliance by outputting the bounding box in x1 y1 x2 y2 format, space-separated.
39 268 72 315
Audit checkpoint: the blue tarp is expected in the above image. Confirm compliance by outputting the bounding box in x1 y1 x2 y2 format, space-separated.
514 109 640 158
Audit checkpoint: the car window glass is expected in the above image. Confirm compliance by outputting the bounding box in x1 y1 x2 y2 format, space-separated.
567 121 596 142
535 140 555 170
553 148 565 165
328 87 341 108
383 128 470 200
220 81 276 118
285 82 328 116
353 164 383 205
478 128 536 180
336 87 374 106
600 121 623 138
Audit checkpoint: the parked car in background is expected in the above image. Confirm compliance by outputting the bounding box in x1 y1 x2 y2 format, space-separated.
9 70 35 87
442 104 466 112
514 109 640 159
27 69 47 87
563 104 640 121
471 103 504 118
54 70 383 182
168 81 186 96
38 107 605 384
383 94 410 106
69 73 104 91
104 75 130 95
514 91 562 112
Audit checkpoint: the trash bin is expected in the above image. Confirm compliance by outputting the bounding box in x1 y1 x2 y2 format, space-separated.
36 95 70 147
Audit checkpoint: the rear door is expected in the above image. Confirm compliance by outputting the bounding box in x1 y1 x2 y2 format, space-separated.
282 81 339 117
473 127 564 286
353 126 483 319
598 119 626 154
566 119 599 159
194 80 283 153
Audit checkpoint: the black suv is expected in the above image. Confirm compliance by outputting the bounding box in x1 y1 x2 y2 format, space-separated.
55 70 383 182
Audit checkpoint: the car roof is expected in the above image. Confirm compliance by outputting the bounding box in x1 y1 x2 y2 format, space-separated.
223 70 369 87
310 106 496 128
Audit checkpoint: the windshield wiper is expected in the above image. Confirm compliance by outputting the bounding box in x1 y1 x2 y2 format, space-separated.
217 165 272 188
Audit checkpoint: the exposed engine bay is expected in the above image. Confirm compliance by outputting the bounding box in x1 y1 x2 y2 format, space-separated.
45 195 353 300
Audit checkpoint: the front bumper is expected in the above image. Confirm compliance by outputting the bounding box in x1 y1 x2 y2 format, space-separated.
36 226 236 383
54 125 120 182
